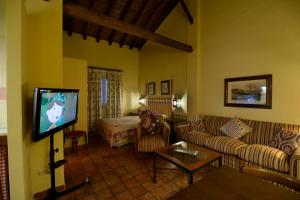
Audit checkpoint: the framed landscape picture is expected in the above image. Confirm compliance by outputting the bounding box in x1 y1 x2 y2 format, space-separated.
148 82 155 95
161 80 170 95
224 74 272 109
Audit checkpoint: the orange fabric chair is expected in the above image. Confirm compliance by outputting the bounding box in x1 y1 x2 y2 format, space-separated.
135 110 170 152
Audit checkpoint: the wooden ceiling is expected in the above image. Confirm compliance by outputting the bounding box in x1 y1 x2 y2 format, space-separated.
63 0 193 52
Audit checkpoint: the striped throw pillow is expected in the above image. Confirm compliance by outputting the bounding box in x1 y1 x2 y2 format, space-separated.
190 118 206 132
219 117 252 139
269 129 300 155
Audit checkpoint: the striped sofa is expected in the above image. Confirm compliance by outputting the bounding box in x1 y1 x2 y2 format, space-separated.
176 115 300 179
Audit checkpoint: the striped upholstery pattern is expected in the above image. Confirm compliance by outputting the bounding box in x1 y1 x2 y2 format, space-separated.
202 115 300 145
137 134 166 152
176 124 191 141
202 115 231 136
238 144 289 173
205 136 248 156
180 131 213 146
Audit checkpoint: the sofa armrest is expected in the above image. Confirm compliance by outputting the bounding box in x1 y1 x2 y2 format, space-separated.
290 146 300 180
176 124 191 141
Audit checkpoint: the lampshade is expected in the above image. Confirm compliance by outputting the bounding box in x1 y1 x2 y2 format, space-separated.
139 97 146 105
173 97 181 108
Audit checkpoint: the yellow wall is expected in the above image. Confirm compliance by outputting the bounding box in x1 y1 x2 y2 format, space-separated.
7 0 64 198
63 33 140 115
25 0 65 195
200 0 300 124
63 57 88 147
6 0 31 199
0 0 7 134
139 5 190 113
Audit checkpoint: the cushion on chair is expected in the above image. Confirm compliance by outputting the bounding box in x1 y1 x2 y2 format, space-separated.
219 117 252 139
66 130 86 138
269 129 300 155
204 136 248 156
238 144 289 173
190 118 206 132
137 134 166 152
180 131 213 146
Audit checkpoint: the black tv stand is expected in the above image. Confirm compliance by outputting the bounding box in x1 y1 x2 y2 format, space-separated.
48 133 90 199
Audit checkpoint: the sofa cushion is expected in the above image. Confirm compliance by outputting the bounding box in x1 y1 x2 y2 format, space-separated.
190 118 206 132
180 131 213 146
204 136 248 156
238 144 289 173
219 117 253 139
269 129 300 155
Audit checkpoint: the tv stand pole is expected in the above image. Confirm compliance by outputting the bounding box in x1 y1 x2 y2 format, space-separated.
48 133 90 199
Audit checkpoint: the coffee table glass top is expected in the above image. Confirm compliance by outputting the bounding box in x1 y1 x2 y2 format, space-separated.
154 141 222 170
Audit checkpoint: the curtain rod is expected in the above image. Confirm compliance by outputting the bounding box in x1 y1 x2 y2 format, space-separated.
88 66 123 72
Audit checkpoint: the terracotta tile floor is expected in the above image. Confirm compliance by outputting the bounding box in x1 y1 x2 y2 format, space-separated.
59 134 211 200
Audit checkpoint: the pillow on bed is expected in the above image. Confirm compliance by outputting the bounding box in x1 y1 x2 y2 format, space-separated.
139 110 162 134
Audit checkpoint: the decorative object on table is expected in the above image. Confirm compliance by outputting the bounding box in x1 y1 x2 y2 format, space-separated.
161 80 170 95
219 117 253 139
269 129 300 155
173 97 181 108
224 74 272 109
147 82 155 95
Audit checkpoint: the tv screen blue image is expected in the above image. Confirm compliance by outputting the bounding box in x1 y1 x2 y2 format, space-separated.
32 88 79 142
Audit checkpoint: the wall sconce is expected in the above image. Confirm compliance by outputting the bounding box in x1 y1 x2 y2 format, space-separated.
139 97 146 105
173 97 181 108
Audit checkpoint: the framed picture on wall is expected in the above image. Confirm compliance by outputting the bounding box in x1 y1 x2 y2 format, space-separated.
148 82 155 95
161 80 170 95
224 74 272 109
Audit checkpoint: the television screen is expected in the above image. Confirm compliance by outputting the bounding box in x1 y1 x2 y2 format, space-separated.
32 88 79 142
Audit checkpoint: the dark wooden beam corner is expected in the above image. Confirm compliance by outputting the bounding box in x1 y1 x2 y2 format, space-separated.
108 0 133 45
138 0 180 49
130 0 171 49
96 0 116 43
119 0 152 48
180 0 193 24
63 3 193 52
82 0 96 40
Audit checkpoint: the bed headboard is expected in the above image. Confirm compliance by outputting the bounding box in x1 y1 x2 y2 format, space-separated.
146 97 173 117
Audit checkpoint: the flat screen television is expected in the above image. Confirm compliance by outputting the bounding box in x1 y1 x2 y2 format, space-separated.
32 88 79 142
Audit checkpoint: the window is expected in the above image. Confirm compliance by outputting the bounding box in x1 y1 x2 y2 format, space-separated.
100 78 108 105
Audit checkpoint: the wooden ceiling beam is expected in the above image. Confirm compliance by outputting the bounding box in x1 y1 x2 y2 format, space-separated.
82 0 95 40
119 0 152 48
96 0 115 43
67 0 78 36
180 0 193 24
108 0 132 45
138 0 180 49
64 3 193 52
129 0 171 49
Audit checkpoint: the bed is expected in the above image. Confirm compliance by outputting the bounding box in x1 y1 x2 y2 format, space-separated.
96 116 140 147
96 96 174 147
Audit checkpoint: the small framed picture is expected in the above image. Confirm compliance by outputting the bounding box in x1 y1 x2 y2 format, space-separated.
224 74 272 109
148 82 155 95
161 80 170 95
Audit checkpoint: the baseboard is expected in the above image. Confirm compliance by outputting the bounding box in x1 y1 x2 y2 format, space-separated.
33 185 65 200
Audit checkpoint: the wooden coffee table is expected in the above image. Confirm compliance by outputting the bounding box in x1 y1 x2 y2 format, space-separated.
153 141 222 185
